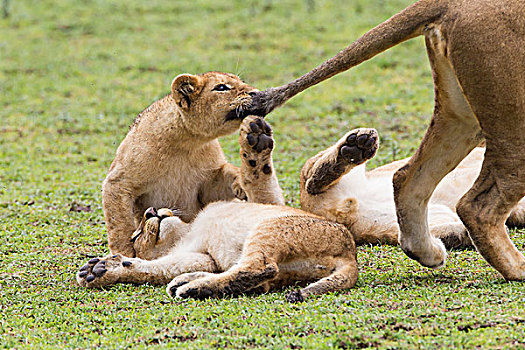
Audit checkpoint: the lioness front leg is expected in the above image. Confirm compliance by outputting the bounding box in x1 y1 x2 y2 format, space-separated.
76 251 217 289
238 116 284 205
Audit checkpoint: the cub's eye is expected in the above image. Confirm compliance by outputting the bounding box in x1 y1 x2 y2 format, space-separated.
212 84 231 92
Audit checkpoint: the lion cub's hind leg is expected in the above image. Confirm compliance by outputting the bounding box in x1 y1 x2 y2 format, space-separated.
286 256 358 303
238 116 284 205
167 273 271 297
173 215 357 300
506 198 525 228
166 272 216 296
430 223 472 250
302 128 378 196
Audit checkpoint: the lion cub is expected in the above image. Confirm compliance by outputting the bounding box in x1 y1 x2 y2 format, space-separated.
103 72 283 258
300 129 525 248
78 119 358 302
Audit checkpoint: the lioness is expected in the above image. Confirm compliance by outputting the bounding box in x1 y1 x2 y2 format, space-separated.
103 72 283 258
249 0 525 280
300 128 525 249
77 118 358 302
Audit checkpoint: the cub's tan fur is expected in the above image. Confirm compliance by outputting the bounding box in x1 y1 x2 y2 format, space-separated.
78 120 358 301
103 72 283 258
300 129 525 249
250 0 525 280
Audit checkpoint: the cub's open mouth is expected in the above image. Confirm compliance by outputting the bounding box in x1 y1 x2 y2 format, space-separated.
225 105 266 122
225 106 249 121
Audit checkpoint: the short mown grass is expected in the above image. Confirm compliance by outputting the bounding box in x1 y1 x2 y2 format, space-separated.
1 0 524 348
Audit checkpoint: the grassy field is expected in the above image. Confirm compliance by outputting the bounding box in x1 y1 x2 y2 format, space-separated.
1 0 524 348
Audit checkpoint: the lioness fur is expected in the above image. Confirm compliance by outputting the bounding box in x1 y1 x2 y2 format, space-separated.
103 72 283 258
78 118 358 302
249 0 525 280
300 129 525 249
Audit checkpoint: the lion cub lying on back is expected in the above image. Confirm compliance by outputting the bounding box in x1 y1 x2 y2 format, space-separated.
78 117 358 302
102 72 283 258
300 129 525 249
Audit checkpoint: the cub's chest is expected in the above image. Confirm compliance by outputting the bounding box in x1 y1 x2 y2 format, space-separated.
153 158 219 198
140 154 224 218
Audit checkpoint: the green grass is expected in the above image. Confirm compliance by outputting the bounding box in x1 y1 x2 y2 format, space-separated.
1 0 524 348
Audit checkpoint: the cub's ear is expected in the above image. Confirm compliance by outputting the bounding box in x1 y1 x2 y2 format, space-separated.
171 74 204 110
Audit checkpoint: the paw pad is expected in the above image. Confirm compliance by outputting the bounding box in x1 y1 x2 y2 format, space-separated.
339 129 378 164
286 290 305 303
244 117 274 153
76 255 123 288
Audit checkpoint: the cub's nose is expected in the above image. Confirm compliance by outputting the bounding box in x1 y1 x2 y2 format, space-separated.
144 207 158 219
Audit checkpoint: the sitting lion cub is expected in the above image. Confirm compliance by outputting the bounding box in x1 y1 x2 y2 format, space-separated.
78 118 358 302
300 129 525 248
103 72 283 258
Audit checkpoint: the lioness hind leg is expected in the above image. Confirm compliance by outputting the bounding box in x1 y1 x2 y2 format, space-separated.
286 256 358 303
238 116 284 205
457 155 525 281
301 128 378 196
76 251 217 289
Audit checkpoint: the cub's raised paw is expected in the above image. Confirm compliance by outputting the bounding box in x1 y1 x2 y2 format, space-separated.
239 116 275 180
240 115 274 154
76 254 133 288
338 128 378 165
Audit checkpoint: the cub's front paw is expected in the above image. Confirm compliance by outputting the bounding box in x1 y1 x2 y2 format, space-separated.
166 272 215 298
76 254 133 288
338 128 378 165
239 116 275 179
240 116 274 154
175 279 219 300
232 177 247 201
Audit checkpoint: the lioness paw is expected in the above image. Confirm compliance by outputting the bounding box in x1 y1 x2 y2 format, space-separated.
338 128 378 165
76 254 131 288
